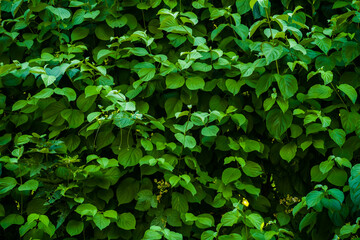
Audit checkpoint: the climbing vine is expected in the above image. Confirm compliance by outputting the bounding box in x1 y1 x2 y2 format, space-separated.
1 0 360 239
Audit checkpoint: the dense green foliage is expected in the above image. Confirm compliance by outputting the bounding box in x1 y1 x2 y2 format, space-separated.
1 0 360 239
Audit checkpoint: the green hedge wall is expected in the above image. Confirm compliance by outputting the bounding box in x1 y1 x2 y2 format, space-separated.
1 0 360 239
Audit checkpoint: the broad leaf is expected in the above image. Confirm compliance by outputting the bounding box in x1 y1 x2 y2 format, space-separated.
266 109 293 139
222 168 242 185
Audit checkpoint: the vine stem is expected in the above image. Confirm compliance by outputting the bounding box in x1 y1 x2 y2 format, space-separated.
330 82 349 111
127 124 133 149
265 8 280 74
228 15 239 40
176 108 192 173
20 173 23 215
243 212 248 239
93 121 102 148
118 128 123 150
141 10 147 31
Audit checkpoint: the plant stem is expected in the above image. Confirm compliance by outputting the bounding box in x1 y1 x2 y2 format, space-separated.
265 9 280 74
330 82 349 111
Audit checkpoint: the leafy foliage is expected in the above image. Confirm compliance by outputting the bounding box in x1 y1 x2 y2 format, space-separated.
1 0 360 239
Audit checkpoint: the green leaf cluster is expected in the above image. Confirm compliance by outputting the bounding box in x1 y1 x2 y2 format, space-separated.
1 0 360 239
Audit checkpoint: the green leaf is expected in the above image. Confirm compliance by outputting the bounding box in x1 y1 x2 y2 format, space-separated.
41 74 56 87
61 109 84 128
313 37 331 54
143 229 163 240
172 192 189 213
95 24 114 40
18 179 39 191
299 213 317 233
106 15 127 28
75 204 98 217
218 233 243 240
192 62 212 72
134 62 156 82
255 74 274 97
340 109 360 134
342 41 360 66
232 24 249 40
166 73 185 89
240 139 262 153
95 129 115 150
64 134 81 152
307 84 333 99
247 213 264 230
201 230 217 240
276 74 298 99
319 160 334 174
136 189 157 211
321 198 341 211
236 0 251 15
311 165 328 182
0 177 17 194
266 109 293 139
85 85 102 97
249 19 266 38
12 100 27 111
0 134 11 146
279 142 297 162
168 34 187 47
196 213 215 228
290 124 303 138
306 190 324 208
262 43 284 64
340 224 360 236
315 56 335 71
165 98 183 118
46 6 71 20
221 211 240 227
231 114 247 127
103 210 118 219
222 168 242 185
211 24 227 40
276 212 291 226
0 214 24 229
33 88 54 99
77 94 97 112
118 148 143 168
93 213 110 230
71 27 89 42
175 133 197 149
116 177 140 205
226 79 245 96
320 71 333 85
329 129 346 147
129 47 149 56
114 112 135 128
276 97 289 113
242 161 263 177
186 76 205 90
117 212 136 230
54 87 77 101
327 168 348 186
42 101 67 124
66 220 84 236
201 125 219 137
338 84 357 104
164 0 177 8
